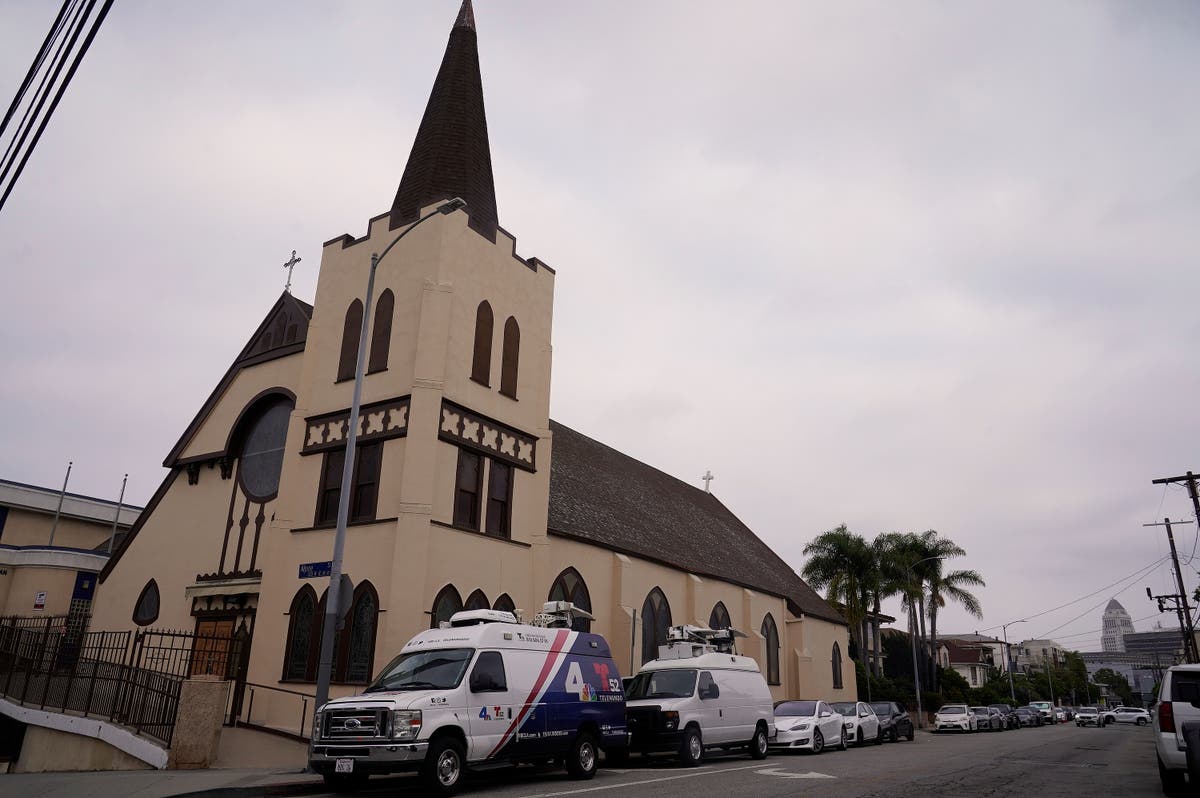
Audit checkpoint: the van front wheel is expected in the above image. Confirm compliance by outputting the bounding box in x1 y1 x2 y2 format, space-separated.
423 737 465 796
750 725 769 759
679 727 703 767
567 731 599 780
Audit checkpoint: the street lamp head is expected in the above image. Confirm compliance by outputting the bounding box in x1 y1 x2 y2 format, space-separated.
438 197 467 214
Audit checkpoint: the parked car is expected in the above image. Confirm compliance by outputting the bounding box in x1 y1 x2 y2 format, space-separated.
971 706 1003 731
1061 706 1075 721
870 701 915 742
934 704 977 733
1028 700 1055 725
309 605 626 794
989 703 1020 730
771 700 847 754
1154 663 1200 796
830 701 882 746
625 625 773 766
1053 707 1067 723
1075 707 1101 727
1013 708 1041 727
1101 706 1151 726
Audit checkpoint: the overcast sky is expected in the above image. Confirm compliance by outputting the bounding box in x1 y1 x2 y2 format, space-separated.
3 1 1200 652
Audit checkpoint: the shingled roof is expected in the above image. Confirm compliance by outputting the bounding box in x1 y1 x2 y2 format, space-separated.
547 421 845 627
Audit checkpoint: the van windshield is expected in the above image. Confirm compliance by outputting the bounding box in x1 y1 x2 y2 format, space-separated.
364 648 474 693
625 669 698 700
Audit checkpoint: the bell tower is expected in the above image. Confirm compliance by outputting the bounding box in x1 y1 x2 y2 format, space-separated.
252 0 557 694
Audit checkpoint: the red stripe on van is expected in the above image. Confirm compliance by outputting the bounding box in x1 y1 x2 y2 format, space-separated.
487 629 571 759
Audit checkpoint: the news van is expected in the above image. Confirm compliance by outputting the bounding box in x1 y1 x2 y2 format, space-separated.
623 625 774 765
308 603 627 795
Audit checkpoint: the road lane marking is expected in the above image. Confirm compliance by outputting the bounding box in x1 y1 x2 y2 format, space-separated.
754 767 835 779
519 763 767 797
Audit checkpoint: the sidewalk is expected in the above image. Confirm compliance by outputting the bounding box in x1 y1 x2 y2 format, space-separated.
0 767 323 798
1 727 320 798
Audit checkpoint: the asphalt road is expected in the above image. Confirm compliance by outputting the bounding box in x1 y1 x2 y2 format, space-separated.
318 722 1163 798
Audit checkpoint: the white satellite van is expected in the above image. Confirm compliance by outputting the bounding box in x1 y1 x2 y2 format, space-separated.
308 603 627 795
623 625 774 765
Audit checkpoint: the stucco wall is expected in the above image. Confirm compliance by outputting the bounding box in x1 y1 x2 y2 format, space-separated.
13 725 152 773
0 508 115 551
0 566 81 617
95 351 304 635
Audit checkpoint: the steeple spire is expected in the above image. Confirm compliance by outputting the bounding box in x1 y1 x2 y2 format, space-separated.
455 0 475 30
390 0 498 241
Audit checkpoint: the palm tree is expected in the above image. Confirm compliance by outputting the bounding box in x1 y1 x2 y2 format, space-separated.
802 525 873 671
918 530 985 691
869 532 913 678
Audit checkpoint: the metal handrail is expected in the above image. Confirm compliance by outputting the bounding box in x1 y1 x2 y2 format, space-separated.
240 681 314 740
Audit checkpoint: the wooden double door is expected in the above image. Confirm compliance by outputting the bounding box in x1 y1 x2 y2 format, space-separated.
192 615 253 723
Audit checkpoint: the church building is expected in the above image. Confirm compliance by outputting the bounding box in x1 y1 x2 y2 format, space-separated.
91 1 851 736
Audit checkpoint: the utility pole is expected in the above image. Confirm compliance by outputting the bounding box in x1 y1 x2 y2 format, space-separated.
1143 517 1198 663
1149 584 1195 665
1151 471 1200 658
1001 619 1026 704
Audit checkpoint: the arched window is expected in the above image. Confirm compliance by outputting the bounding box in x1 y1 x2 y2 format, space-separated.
283 585 317 680
337 299 363 381
832 642 844 689
492 593 516 615
237 395 293 501
343 581 379 684
641 587 672 664
431 584 463 629
548 567 592 632
761 613 780 685
500 316 519 398
132 579 160 626
709 601 731 630
471 301 493 386
367 289 394 374
465 589 490 611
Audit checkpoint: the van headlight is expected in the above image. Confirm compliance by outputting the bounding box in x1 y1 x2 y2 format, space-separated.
392 710 422 741
660 711 679 730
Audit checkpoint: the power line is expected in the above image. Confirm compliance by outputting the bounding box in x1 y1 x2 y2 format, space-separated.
0 0 115 214
979 557 1168 633
0 0 73 139
1050 611 1163 643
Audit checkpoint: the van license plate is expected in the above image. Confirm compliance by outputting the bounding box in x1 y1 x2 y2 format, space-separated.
335 758 354 773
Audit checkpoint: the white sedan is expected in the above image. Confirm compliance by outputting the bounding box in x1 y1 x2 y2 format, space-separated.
830 701 882 746
934 704 978 732
771 699 848 754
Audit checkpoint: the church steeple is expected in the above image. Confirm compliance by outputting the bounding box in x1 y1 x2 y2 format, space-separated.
390 0 498 241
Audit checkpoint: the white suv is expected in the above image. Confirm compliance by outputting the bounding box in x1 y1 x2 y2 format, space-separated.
1155 664 1200 796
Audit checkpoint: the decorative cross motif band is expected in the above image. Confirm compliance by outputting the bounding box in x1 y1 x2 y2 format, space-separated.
439 398 537 472
302 396 411 455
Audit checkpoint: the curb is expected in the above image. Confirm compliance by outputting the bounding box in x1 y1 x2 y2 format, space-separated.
173 779 327 798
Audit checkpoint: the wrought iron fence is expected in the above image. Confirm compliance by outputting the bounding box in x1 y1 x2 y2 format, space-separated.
0 616 241 748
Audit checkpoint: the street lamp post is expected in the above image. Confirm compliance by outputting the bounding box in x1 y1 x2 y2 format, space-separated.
1001 619 1027 704
313 197 467 716
906 555 944 729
